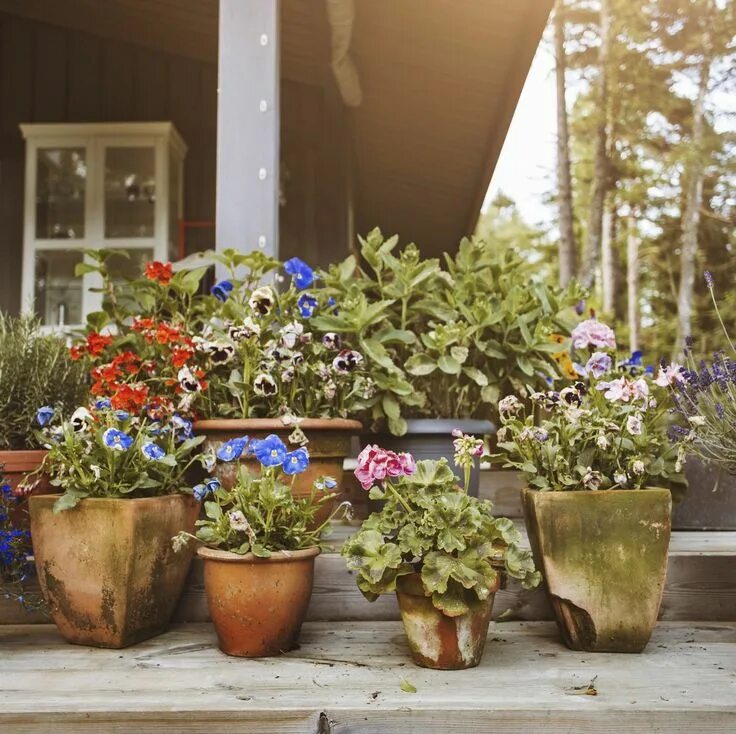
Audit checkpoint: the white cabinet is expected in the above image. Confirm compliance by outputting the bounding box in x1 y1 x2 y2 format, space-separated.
20 122 187 327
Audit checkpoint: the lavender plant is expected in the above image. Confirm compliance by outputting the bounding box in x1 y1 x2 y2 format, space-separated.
666 272 736 473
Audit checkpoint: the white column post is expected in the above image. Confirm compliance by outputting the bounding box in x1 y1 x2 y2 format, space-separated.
216 0 280 258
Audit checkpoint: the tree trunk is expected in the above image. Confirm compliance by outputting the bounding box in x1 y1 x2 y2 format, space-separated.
676 35 712 356
580 0 612 290
627 218 640 353
601 199 616 315
554 0 577 287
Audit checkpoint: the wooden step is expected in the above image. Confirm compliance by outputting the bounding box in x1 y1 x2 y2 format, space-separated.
2 621 734 733
2 526 735 625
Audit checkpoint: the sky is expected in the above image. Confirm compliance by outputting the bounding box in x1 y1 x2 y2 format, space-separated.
483 43 557 229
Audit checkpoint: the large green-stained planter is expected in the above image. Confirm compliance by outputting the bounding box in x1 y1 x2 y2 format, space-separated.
30 494 199 648
522 488 671 653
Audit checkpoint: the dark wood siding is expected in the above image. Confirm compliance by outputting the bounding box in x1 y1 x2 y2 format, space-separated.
0 12 218 314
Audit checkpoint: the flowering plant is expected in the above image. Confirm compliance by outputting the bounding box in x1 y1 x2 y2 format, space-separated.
317 229 583 434
492 319 684 491
341 436 540 616
0 480 42 610
27 402 207 512
174 433 345 556
72 249 372 423
666 272 736 473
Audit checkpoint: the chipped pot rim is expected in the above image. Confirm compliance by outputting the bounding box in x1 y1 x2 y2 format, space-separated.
197 546 321 563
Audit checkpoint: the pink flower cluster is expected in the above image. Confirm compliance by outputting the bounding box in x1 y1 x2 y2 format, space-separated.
571 319 617 350
355 444 416 490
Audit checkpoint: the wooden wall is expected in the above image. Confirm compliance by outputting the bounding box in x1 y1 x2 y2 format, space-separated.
0 10 351 316
0 11 217 314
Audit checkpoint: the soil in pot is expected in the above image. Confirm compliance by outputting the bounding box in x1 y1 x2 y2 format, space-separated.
395 572 501 669
522 487 671 653
366 419 494 498
194 418 361 521
30 494 199 648
198 546 319 657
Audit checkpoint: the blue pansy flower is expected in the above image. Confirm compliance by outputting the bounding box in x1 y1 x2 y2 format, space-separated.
211 280 234 302
103 428 133 452
297 293 318 318
94 398 112 410
36 406 54 427
252 434 287 467
283 448 309 475
114 410 130 421
216 436 249 462
141 442 166 461
193 477 221 501
284 257 314 289
324 476 337 489
172 414 193 442
202 451 217 472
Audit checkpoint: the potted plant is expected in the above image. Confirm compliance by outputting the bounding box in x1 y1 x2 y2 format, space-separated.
72 249 370 510
664 270 736 529
492 319 684 653
317 229 583 494
174 433 345 657
341 433 540 669
27 401 208 648
0 315 87 506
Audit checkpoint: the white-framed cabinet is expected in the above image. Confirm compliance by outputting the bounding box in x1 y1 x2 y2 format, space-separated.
20 122 187 327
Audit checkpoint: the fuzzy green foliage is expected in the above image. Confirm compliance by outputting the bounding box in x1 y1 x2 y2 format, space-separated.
317 229 584 434
341 459 540 617
0 315 87 450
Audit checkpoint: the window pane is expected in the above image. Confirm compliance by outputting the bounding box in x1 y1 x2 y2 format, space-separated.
35 148 86 239
104 147 155 238
34 250 84 326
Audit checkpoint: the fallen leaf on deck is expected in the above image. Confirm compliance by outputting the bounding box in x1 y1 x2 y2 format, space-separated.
400 678 417 693
566 675 598 696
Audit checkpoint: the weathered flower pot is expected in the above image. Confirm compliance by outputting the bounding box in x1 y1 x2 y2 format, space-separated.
395 572 501 669
367 419 494 497
193 419 361 517
29 494 199 648
0 449 54 528
198 546 319 657
522 487 671 653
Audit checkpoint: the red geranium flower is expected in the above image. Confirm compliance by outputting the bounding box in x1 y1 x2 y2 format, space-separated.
86 332 113 357
111 384 149 412
145 261 173 285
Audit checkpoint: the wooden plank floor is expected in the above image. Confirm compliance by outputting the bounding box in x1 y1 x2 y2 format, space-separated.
1 622 734 733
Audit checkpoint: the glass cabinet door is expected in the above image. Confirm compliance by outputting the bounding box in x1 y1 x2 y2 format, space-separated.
34 250 84 327
35 148 87 239
104 146 156 238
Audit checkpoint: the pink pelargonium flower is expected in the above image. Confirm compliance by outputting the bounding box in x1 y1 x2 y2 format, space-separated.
355 444 416 490
571 319 617 350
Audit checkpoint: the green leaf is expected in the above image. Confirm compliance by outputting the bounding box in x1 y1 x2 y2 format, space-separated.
437 355 461 375
382 394 401 421
399 678 417 694
361 338 396 371
388 415 408 437
450 346 469 364
516 355 534 376
462 366 489 387
53 492 81 513
405 353 437 376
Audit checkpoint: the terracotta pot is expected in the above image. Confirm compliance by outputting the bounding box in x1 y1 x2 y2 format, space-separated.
198 545 319 657
522 487 671 653
193 418 361 520
0 449 53 528
395 572 501 670
30 494 199 648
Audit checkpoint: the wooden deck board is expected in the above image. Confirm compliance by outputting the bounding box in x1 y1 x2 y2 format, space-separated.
1 622 735 732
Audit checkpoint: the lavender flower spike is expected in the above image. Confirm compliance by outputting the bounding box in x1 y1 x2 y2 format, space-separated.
704 270 714 289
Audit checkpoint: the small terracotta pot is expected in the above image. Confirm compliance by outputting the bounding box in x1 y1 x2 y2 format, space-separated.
522 487 671 653
198 545 319 657
193 418 361 520
30 494 199 648
0 449 54 528
395 572 501 670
